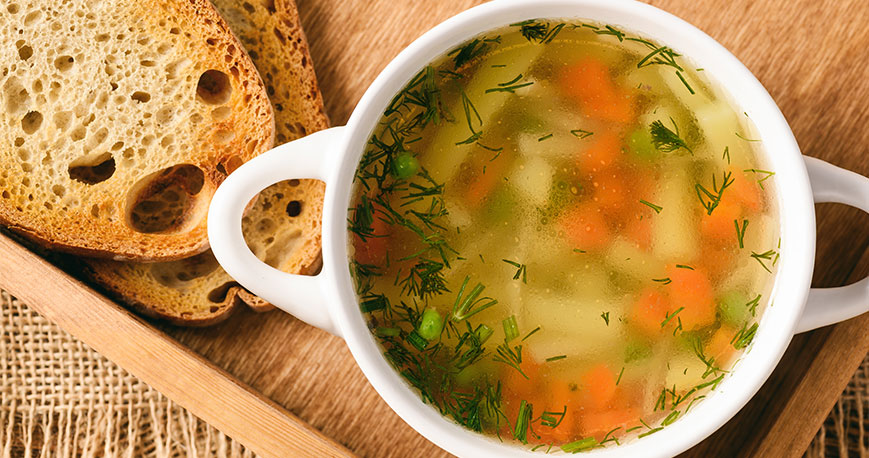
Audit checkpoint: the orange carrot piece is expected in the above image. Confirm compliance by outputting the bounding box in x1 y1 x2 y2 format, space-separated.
578 131 622 174
579 364 617 410
560 204 611 251
626 215 653 251
560 58 634 124
630 289 670 336
465 156 507 209
592 170 629 217
729 169 763 213
666 265 716 330
700 199 742 243
706 325 738 364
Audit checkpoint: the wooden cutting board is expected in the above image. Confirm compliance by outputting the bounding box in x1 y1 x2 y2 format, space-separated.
3 0 867 457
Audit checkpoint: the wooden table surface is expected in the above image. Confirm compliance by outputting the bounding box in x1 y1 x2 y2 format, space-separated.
7 1 863 457
161 0 869 456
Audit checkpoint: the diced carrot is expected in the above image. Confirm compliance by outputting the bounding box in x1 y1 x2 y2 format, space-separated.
560 58 634 124
630 289 670 336
465 157 507 209
580 406 640 439
578 131 622 174
666 265 716 330
700 199 742 243
706 326 737 364
626 215 653 251
729 169 763 213
352 214 390 266
696 243 737 280
560 204 611 251
579 364 617 410
591 170 630 217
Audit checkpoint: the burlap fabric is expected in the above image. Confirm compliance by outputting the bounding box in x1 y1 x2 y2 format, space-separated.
0 289 865 457
0 291 255 457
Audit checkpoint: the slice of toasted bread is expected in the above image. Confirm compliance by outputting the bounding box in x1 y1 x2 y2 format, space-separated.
0 0 274 261
82 0 329 325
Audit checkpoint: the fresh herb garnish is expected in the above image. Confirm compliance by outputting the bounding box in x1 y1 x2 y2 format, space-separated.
661 307 684 328
601 311 610 325
744 168 775 190
448 36 500 69
570 129 594 139
538 133 554 142
676 264 695 270
735 219 749 248
511 19 565 44
746 294 761 317
595 25 625 41
494 338 528 379
503 259 528 283
360 294 389 313
735 131 761 142
573 248 587 254
695 171 735 215
750 250 778 273
539 405 567 428
640 199 663 214
723 146 731 164
731 322 759 349
650 119 693 154
616 367 625 386
653 277 673 285
522 326 542 341
546 355 567 362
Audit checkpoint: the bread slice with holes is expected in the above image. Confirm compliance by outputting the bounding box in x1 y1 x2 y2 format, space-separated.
81 0 329 325
0 0 274 261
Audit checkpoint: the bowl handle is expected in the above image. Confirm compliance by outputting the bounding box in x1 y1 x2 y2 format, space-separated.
208 127 346 337
796 156 869 333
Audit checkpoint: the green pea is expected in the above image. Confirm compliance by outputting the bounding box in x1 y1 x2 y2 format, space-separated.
392 152 419 179
417 308 444 340
718 290 749 326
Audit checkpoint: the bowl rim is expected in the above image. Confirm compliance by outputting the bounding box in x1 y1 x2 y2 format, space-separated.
319 0 816 456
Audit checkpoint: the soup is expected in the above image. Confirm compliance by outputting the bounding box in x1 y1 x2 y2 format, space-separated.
348 18 779 452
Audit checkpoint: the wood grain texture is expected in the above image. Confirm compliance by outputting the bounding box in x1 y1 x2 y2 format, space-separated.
165 0 868 457
0 234 354 458
3 1 865 458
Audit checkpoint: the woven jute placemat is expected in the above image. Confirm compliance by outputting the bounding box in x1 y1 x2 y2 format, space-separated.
0 288 865 457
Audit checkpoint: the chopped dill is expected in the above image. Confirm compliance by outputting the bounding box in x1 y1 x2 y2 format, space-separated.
750 250 778 273
573 248 587 254
503 259 528 283
601 311 610 325
546 355 567 363
653 277 673 285
456 91 483 145
661 307 684 328
731 322 759 349
616 367 625 386
640 199 663 214
676 264 695 270
695 171 735 215
735 131 761 142
650 119 693 154
625 425 643 433
595 25 625 41
510 19 565 44
522 326 542 341
570 129 594 139
448 36 500 69
690 336 727 379
360 294 388 313
498 74 524 86
662 410 681 426
538 133 554 142
638 427 664 438
744 168 776 190
746 294 762 317
398 259 449 300
491 64 507 68
485 79 534 94
495 339 528 379
723 146 731 164
600 427 621 446
735 219 749 248
676 71 695 94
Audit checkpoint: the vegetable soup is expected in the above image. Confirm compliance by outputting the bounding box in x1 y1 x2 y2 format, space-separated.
348 18 779 452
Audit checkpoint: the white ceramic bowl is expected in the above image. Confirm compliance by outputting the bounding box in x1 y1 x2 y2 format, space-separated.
208 1 869 456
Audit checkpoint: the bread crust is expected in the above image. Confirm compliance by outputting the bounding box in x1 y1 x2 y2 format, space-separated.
0 0 275 261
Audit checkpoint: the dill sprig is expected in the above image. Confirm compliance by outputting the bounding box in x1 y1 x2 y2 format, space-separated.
570 129 594 139
735 219 749 248
723 146 731 164
601 311 610 326
485 74 534 94
510 19 565 44
502 259 528 283
750 249 778 273
629 37 693 93
640 199 663 214
695 171 735 215
653 277 673 285
448 36 500 69
494 338 527 379
731 322 759 349
397 259 449 300
746 294 761 317
661 307 684 328
539 405 567 428
690 336 728 379
595 25 625 41
546 355 567 363
744 168 776 190
650 119 693 154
